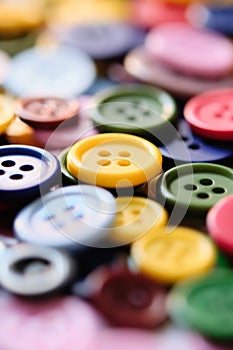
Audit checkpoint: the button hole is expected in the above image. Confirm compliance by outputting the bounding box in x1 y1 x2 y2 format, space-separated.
9 174 23 180
197 193 209 199
212 187 225 194
189 143 200 150
1 160 15 167
118 151 131 157
98 150 111 157
128 116 136 121
20 164 34 171
184 184 197 191
117 160 131 167
200 179 213 186
0 169 5 175
97 160 111 166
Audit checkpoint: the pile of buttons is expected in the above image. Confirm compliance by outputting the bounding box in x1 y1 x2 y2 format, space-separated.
0 0 233 349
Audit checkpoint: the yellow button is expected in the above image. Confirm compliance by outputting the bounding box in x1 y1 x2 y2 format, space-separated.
131 226 217 284
5 117 39 146
67 133 162 188
108 196 168 245
0 95 15 134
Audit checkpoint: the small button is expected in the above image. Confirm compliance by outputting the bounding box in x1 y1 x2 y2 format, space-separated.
67 133 162 188
207 194 233 255
184 88 233 141
0 94 15 134
14 185 116 249
90 84 177 139
0 145 61 206
131 226 217 284
168 270 233 340
157 163 233 217
84 267 167 328
17 97 79 129
0 243 75 296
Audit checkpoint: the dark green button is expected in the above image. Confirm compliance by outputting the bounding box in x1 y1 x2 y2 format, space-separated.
90 84 177 141
59 148 78 185
168 269 233 340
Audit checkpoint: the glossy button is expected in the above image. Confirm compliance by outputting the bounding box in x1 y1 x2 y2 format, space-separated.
158 163 233 216
90 84 177 138
168 270 233 340
17 97 79 129
0 145 61 205
5 117 39 146
145 23 233 79
59 147 79 185
198 5 233 36
207 195 233 255
131 226 217 284
67 133 162 188
86 78 117 96
184 88 233 141
86 267 167 328
0 94 15 134
3 46 96 98
0 243 74 296
14 185 116 249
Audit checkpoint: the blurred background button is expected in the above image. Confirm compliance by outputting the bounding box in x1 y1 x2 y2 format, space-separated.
5 117 40 146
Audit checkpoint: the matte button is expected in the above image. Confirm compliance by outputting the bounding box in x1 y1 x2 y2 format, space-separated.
207 194 233 255
0 243 75 296
14 185 116 249
184 88 233 141
131 226 217 284
168 270 233 340
67 133 162 188
0 94 15 134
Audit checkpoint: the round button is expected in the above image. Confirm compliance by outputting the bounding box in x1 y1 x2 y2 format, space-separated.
0 94 15 134
0 243 75 296
157 163 233 217
90 84 177 138
67 133 162 188
131 226 217 284
14 185 116 249
5 117 39 146
0 50 10 84
3 46 96 98
86 78 117 95
59 147 79 185
17 97 79 129
207 194 233 255
85 267 167 328
168 270 233 340
184 88 233 141
0 145 61 206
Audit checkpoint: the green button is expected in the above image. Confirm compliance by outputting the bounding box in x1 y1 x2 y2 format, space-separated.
168 269 233 340
59 147 78 185
90 84 177 141
157 163 233 217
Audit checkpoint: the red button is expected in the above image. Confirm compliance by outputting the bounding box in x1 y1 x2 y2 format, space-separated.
207 194 233 255
184 89 233 141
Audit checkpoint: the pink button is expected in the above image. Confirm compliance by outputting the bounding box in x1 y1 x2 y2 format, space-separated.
145 23 233 79
207 194 233 255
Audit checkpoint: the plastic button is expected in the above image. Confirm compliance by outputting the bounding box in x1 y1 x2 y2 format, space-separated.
168 270 233 340
0 145 61 206
90 84 177 138
17 97 79 129
0 94 15 134
3 46 96 98
86 78 117 95
157 163 233 217
207 194 233 255
5 117 39 146
131 226 217 284
184 88 233 141
0 50 10 84
0 243 75 296
59 147 79 185
14 185 116 249
67 133 162 188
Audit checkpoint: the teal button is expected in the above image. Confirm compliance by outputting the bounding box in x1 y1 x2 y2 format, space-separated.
59 148 78 186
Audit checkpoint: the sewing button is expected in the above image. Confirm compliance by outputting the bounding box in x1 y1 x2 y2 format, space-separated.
0 94 15 135
5 117 39 146
59 147 79 185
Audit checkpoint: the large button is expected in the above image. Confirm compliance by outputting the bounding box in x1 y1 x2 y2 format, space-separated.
168 270 233 340
157 163 233 217
0 145 61 206
90 84 177 139
184 88 233 141
83 267 167 328
3 46 96 98
207 194 233 255
59 147 79 185
0 94 15 134
67 133 162 188
86 78 117 95
14 185 116 249
131 226 217 284
0 243 75 296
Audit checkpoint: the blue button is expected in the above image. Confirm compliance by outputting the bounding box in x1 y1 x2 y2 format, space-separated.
86 78 117 95
202 6 233 36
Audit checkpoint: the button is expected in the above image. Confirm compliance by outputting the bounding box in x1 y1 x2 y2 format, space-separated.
67 133 162 188
59 147 79 185
131 226 217 284
17 97 79 129
0 50 9 84
5 117 39 146
0 94 15 134
184 88 233 141
167 270 233 340
84 267 167 328
3 46 96 98
108 196 168 246
157 163 233 217
0 293 103 350
145 23 233 79
90 84 177 139
0 243 75 296
52 22 145 60
86 78 117 96
207 194 233 255
14 185 116 249
0 145 61 206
